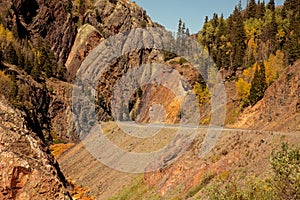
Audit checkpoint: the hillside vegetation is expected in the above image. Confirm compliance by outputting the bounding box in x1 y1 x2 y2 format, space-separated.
198 0 300 108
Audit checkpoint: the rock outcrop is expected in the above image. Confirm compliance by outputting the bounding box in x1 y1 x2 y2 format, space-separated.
85 0 153 37
0 0 77 64
65 24 103 80
46 78 77 142
66 0 154 79
66 0 200 125
1 64 53 142
0 95 71 199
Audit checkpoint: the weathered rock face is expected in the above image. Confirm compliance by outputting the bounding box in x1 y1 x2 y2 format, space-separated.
0 96 71 199
85 0 153 37
66 0 177 124
1 64 76 143
46 78 77 142
65 24 103 80
68 20 201 126
234 60 300 132
1 65 52 143
0 0 77 64
66 0 154 79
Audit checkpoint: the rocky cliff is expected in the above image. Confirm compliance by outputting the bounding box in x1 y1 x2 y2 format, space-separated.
66 0 154 79
65 0 202 127
0 0 78 197
0 0 77 64
0 95 71 199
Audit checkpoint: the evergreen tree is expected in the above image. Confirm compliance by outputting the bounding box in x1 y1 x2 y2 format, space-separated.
230 6 247 71
282 0 300 65
215 14 229 69
16 48 24 67
285 32 300 65
182 22 186 38
24 55 32 74
216 14 226 46
177 19 191 54
288 0 300 11
186 28 190 37
177 19 183 39
11 76 18 98
269 11 278 54
238 0 243 12
249 62 267 105
44 59 52 78
212 13 219 28
176 19 184 52
56 64 66 80
267 0 275 11
256 0 266 18
205 16 209 23
200 17 209 48
246 0 257 19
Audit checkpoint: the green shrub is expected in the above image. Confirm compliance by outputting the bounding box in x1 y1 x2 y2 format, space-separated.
163 51 177 62
269 143 300 199
207 143 300 200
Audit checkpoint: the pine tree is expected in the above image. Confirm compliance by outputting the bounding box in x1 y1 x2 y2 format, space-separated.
256 0 266 18
246 0 257 19
269 11 278 54
212 13 219 28
186 28 190 37
215 14 229 69
176 19 191 55
24 55 32 74
182 22 186 36
56 64 66 80
285 32 300 65
282 0 300 65
205 16 209 24
238 0 243 12
267 0 275 12
44 59 52 78
177 19 183 39
200 17 209 47
249 62 267 105
11 77 18 98
16 48 24 67
230 6 246 71
282 0 300 19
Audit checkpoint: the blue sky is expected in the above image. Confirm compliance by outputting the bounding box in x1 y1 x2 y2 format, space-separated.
133 0 285 34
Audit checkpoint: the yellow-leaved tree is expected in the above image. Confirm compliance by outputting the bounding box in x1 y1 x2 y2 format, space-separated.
235 77 251 107
194 82 210 107
235 62 260 107
264 50 285 86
